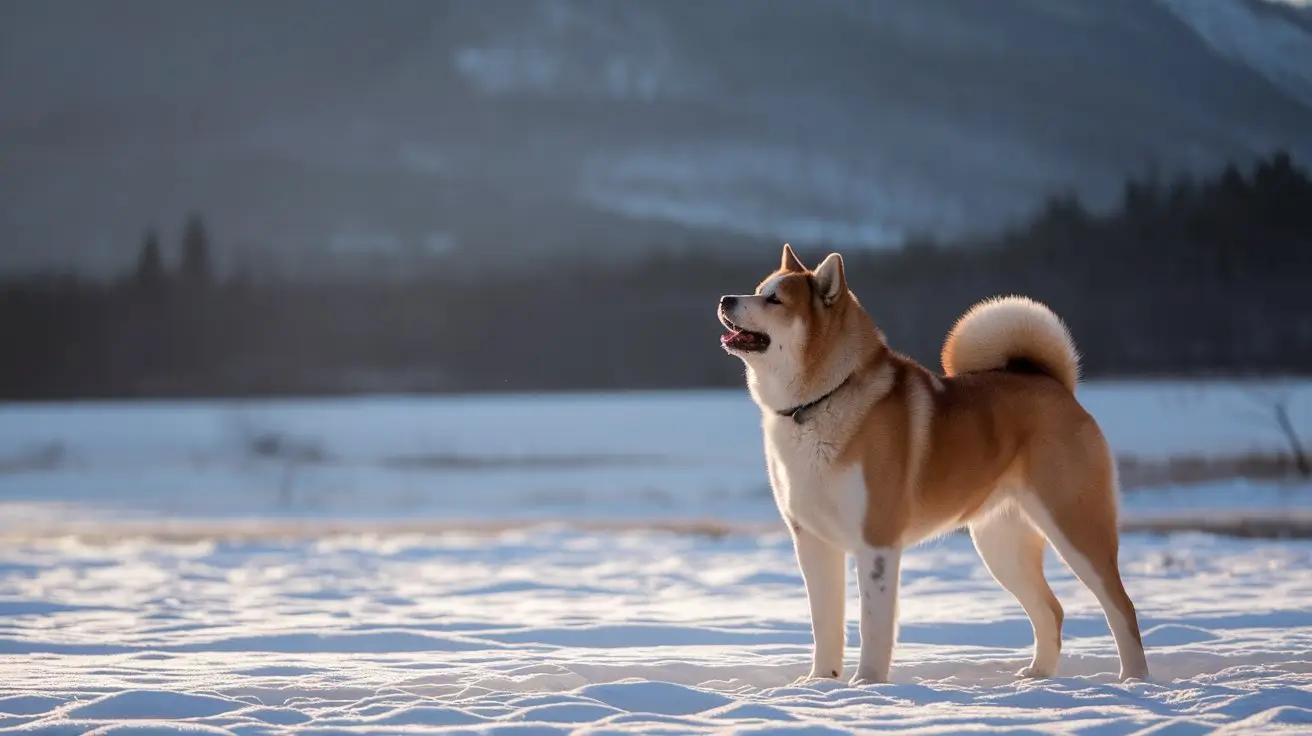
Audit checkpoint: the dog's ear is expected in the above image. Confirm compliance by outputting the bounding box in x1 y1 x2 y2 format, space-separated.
813 252 846 305
780 243 805 273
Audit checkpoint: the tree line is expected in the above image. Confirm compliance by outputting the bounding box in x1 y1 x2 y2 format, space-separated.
1 150 1309 401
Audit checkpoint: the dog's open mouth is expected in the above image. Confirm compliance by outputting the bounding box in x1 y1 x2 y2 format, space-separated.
719 317 770 353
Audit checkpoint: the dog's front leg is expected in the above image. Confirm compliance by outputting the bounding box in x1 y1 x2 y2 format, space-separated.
790 522 847 682
852 545 902 685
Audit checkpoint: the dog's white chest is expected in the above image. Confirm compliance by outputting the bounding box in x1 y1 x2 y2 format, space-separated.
764 419 868 551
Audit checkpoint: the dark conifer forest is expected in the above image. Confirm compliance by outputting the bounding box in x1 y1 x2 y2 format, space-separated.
3 151 1309 401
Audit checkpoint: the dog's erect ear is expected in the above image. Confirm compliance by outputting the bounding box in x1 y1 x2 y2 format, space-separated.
780 243 805 273
813 252 846 305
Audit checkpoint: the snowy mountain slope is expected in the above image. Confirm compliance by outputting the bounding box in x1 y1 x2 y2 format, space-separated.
1 0 1310 272
1160 0 1312 109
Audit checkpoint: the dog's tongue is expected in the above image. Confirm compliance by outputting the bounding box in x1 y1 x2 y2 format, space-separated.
721 325 769 351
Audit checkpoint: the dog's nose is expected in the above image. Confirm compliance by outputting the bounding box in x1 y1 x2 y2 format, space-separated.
720 296 738 311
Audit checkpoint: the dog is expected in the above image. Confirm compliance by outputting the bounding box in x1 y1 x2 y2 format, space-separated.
717 243 1148 685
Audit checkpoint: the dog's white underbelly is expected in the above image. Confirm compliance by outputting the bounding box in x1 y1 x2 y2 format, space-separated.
764 424 869 552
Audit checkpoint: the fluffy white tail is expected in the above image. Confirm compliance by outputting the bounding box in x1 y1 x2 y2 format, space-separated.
940 296 1080 392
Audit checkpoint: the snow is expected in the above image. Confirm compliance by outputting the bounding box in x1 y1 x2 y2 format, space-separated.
452 2 700 101
2 528 1311 733
1159 0 1312 112
1 380 1308 527
578 145 908 248
1 379 1310 732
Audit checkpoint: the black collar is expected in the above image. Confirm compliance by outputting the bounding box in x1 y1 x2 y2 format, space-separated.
777 373 854 425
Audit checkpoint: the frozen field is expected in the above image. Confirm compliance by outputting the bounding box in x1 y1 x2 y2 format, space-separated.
1 381 1310 733
2 528 1311 734
0 380 1309 529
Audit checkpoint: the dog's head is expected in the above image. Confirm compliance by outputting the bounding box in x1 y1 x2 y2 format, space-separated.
718 244 876 404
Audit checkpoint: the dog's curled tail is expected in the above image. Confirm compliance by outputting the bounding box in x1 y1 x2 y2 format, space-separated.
940 295 1080 392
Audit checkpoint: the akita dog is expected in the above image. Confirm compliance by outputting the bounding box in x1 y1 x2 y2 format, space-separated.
718 244 1148 684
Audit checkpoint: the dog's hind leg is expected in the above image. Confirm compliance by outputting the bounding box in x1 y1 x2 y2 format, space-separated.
1018 452 1150 681
790 523 847 682
970 509 1064 677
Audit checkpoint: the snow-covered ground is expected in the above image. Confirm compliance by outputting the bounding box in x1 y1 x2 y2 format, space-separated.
1 380 1310 733
0 380 1308 528
3 528 1311 734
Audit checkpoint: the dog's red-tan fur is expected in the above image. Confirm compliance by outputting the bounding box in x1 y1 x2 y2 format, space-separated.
719 244 1148 684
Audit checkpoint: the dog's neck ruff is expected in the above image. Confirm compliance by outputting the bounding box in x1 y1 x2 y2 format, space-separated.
777 373 855 425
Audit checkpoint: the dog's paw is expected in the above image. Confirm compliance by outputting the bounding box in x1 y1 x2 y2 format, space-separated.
848 671 888 688
790 670 842 686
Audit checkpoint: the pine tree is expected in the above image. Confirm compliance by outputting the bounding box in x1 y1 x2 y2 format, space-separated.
180 213 213 288
134 227 164 289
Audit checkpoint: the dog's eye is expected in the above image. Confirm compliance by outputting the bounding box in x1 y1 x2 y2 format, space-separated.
764 294 781 305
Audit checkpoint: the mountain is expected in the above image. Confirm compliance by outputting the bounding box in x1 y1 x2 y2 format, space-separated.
2 0 1311 275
